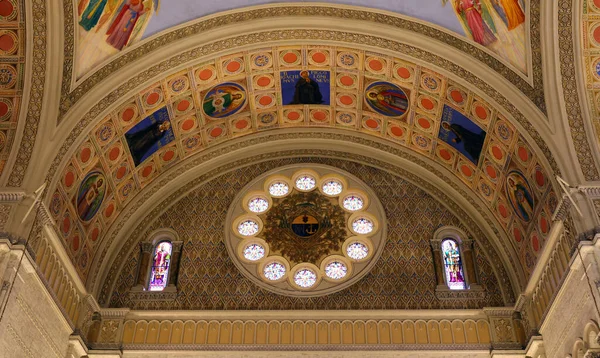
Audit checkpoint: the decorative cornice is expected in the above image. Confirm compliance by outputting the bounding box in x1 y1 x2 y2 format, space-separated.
121 343 492 352
99 308 130 319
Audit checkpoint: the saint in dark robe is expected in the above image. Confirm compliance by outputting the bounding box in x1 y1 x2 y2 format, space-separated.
441 121 486 164
290 71 323 104
125 120 172 166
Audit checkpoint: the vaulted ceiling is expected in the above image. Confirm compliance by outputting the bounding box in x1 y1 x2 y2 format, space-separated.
4 0 598 306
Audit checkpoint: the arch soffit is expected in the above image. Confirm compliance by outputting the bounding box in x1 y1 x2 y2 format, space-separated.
92 133 521 305
51 35 564 298
42 9 561 186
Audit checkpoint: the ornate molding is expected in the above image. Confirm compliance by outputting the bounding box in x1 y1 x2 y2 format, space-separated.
0 192 25 202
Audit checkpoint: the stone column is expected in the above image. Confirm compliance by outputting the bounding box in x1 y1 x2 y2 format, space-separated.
430 241 446 288
135 242 154 288
460 238 480 287
167 241 183 287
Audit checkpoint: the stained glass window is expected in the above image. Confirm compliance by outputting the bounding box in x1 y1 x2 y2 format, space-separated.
322 179 343 196
352 217 374 234
269 181 289 197
325 261 348 280
343 195 364 211
263 262 286 281
295 175 316 191
243 243 265 261
237 220 259 236
441 239 466 290
294 268 317 288
347 242 369 260
248 197 269 213
149 241 172 291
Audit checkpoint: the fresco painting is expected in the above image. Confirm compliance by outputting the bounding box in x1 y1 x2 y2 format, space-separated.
76 0 160 78
124 106 174 166
505 169 535 223
75 170 107 222
281 70 330 106
75 0 527 79
364 81 410 117
438 105 487 165
202 82 247 118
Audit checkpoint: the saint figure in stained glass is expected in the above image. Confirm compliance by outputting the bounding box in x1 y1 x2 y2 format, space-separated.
149 241 172 291
442 239 466 290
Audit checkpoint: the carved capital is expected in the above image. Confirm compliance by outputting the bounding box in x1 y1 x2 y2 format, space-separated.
140 242 154 253
172 241 184 253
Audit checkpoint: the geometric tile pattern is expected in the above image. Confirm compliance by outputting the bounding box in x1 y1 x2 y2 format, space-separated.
109 159 506 310
50 45 556 281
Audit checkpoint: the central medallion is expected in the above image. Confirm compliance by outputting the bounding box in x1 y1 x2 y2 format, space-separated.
225 164 387 297
265 191 346 262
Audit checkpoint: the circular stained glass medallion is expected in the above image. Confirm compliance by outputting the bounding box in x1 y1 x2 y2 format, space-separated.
343 195 364 211
295 175 316 191
248 197 269 213
347 242 369 260
243 243 265 261
294 268 317 288
237 220 259 236
264 262 286 281
322 179 343 196
325 261 348 280
352 217 374 234
269 181 289 197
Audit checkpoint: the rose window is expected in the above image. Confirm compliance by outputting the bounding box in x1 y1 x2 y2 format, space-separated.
226 165 386 297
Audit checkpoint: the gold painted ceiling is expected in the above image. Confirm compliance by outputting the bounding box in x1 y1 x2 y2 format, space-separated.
0 0 597 312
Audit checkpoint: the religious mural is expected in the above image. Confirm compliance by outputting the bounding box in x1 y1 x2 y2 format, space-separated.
53 45 554 281
442 239 466 290
75 170 107 222
202 82 247 118
76 0 160 77
149 241 172 291
364 81 409 117
438 105 487 165
505 169 534 222
281 70 330 106
74 1 528 79
124 106 173 166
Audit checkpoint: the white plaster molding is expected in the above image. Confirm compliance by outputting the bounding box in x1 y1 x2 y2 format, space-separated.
0 191 25 202
524 220 565 295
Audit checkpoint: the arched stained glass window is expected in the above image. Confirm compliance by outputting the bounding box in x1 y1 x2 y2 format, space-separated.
149 241 172 291
441 239 466 290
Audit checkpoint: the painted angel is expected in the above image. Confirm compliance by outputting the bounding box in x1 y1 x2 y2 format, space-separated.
105 0 159 51
451 0 498 46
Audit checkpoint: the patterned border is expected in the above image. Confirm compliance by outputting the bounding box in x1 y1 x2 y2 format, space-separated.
94 134 518 306
121 343 491 351
59 3 543 118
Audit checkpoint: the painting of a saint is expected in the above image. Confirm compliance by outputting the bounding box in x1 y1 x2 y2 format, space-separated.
79 0 119 31
106 0 154 50
281 70 330 106
493 0 525 30
75 170 107 222
442 239 466 290
364 82 410 117
124 107 174 166
439 105 487 165
453 0 497 46
149 241 172 291
505 170 535 222
202 82 247 119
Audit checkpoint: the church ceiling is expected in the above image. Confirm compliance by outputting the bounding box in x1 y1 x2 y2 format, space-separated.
107 158 510 310
0 0 24 179
47 44 557 288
